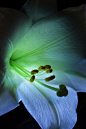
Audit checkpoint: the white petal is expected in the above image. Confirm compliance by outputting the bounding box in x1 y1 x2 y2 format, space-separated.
12 5 86 91
0 7 32 73
17 81 78 129
65 59 86 92
20 0 57 23
0 67 20 116
0 8 32 100
0 85 19 116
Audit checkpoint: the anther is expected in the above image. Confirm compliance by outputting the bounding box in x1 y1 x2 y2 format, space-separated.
31 69 39 75
38 66 45 71
46 69 53 73
45 75 55 82
44 65 51 70
30 75 35 82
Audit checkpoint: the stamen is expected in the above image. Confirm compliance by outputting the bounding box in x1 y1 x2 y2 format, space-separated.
45 75 55 82
38 66 45 71
44 65 51 70
31 69 39 75
10 60 68 97
30 75 35 82
46 69 53 73
38 65 51 71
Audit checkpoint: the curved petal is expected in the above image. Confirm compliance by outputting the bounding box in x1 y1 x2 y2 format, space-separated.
0 69 20 116
0 8 32 98
65 59 86 92
0 83 19 116
0 8 32 113
0 7 32 73
17 80 78 129
20 0 57 23
12 5 86 91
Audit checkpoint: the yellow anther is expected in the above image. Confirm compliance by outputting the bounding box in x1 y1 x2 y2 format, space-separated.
31 69 38 75
38 66 45 71
46 69 53 73
38 65 51 71
30 75 35 82
44 65 51 70
45 75 55 82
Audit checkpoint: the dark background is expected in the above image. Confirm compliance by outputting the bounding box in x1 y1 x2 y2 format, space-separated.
0 0 86 129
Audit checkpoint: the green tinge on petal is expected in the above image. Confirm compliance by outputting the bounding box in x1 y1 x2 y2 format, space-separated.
10 60 30 77
10 60 61 92
0 8 32 75
11 5 86 92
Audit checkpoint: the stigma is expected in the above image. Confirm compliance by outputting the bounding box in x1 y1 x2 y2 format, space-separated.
57 84 68 97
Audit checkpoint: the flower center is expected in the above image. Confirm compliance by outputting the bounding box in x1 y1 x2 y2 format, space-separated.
10 60 68 97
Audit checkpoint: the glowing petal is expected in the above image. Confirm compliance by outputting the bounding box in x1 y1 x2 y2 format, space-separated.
0 8 32 74
12 5 86 92
0 8 32 115
17 81 78 129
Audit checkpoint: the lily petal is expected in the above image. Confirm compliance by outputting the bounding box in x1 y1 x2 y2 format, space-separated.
65 59 86 92
0 8 32 73
0 8 32 114
0 7 32 83
0 69 20 116
0 83 19 116
20 0 57 23
12 5 86 91
17 80 78 129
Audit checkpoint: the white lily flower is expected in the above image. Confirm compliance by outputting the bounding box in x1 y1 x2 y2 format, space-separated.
0 0 86 129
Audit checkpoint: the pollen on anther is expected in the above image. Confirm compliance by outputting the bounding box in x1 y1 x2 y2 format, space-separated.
44 65 51 70
45 75 55 82
31 69 38 75
30 75 35 82
38 66 45 71
46 69 53 73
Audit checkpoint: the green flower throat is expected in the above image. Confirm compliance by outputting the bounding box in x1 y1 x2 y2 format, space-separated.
10 59 68 97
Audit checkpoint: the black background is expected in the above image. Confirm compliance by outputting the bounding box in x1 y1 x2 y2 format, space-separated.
0 1 86 129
